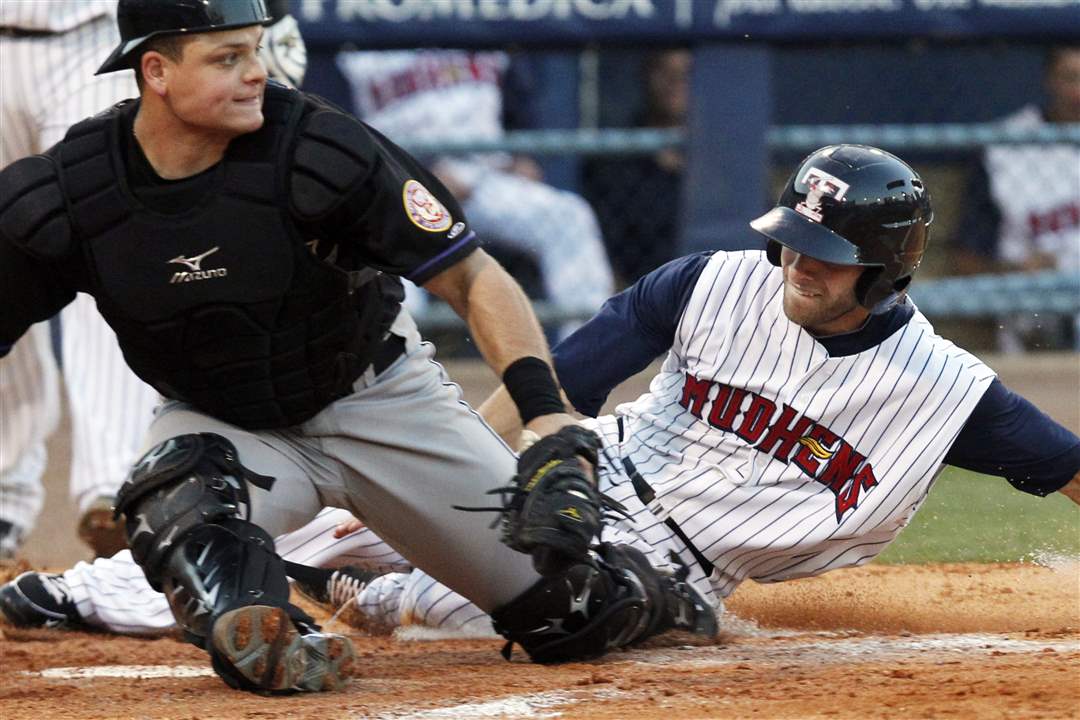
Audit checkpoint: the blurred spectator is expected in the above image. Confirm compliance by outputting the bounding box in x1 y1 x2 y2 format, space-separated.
953 45 1080 352
583 49 691 286
336 49 614 334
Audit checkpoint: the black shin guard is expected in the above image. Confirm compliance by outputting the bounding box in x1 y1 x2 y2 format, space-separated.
601 544 718 640
492 543 717 663
114 434 314 647
160 519 311 647
114 434 353 694
491 544 651 663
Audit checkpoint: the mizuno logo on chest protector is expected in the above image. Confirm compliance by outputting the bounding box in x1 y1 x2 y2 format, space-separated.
168 246 229 283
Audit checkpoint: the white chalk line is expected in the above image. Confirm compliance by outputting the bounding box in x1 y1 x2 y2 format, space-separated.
20 633 1078 720
365 688 627 720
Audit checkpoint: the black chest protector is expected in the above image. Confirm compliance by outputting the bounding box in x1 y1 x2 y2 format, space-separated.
53 92 395 429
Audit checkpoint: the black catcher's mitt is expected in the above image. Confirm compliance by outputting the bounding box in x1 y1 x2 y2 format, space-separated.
506 425 634 575
456 425 630 575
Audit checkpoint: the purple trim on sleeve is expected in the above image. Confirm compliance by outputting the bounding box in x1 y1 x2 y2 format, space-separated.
405 230 477 283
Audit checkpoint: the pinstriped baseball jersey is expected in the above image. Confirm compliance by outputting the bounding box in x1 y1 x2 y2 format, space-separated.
0 0 114 31
615 250 996 597
0 6 160 538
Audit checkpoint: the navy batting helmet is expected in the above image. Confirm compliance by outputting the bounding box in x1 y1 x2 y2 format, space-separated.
750 145 933 315
96 0 272 75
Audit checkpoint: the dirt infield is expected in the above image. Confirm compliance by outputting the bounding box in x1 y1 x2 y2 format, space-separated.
2 561 1076 719
6 353 1078 717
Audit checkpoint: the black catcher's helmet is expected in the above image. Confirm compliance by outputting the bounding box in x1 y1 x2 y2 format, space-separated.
750 145 933 315
96 0 272 75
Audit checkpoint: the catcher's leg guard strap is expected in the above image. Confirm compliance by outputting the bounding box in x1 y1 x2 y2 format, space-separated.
114 433 271 586
490 545 652 663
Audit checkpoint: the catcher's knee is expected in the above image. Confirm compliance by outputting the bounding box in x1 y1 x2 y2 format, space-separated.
116 434 256 580
491 544 653 663
114 434 297 644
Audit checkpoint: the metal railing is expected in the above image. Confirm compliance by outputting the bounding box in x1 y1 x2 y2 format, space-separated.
399 124 1080 157
403 124 1078 330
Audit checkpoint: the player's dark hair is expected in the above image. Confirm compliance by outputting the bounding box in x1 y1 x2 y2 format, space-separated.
133 35 189 90
1044 45 1079 77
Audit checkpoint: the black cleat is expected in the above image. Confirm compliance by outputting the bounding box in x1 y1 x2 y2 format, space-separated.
0 572 83 629
659 566 719 638
210 605 356 692
292 565 378 612
0 519 25 560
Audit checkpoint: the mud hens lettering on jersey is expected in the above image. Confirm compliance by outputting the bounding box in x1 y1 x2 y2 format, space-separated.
362 53 504 114
1027 200 1079 240
679 375 877 522
614 251 996 580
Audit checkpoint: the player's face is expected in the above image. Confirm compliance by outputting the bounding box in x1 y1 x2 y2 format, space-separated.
164 26 268 137
780 247 870 336
1046 49 1080 123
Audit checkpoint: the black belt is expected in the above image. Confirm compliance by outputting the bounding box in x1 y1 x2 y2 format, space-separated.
617 417 715 577
370 333 406 376
0 27 59 38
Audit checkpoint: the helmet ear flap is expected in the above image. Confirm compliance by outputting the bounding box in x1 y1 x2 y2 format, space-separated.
765 241 782 267
856 268 911 314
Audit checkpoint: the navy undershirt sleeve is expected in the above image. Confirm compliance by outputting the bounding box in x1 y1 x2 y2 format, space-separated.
553 252 712 417
945 378 1080 496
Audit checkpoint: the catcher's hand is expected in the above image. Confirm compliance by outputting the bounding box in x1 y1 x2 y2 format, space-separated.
501 425 605 575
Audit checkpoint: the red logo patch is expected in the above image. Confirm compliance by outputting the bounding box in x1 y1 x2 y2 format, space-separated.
403 179 452 232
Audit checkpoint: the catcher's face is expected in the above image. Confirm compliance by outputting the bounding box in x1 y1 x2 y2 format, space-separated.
780 247 870 336
158 25 268 138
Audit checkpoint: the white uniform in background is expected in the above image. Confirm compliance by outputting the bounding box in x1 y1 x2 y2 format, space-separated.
0 1 159 554
982 105 1080 351
336 49 615 332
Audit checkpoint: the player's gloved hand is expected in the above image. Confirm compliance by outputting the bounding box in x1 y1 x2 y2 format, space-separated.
258 14 307 88
502 425 633 576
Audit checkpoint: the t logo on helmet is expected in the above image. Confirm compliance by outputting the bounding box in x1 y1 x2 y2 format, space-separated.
795 168 850 223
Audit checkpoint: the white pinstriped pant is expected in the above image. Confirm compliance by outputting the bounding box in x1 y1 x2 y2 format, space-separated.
0 15 160 534
61 415 717 637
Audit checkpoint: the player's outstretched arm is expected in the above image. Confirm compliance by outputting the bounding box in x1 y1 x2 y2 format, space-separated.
423 248 577 437
1059 471 1080 506
945 379 1080 502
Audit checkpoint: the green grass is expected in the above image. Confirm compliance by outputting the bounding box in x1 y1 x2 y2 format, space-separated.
875 467 1080 564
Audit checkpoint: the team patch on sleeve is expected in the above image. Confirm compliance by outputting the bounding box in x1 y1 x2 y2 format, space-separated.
402 179 452 232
